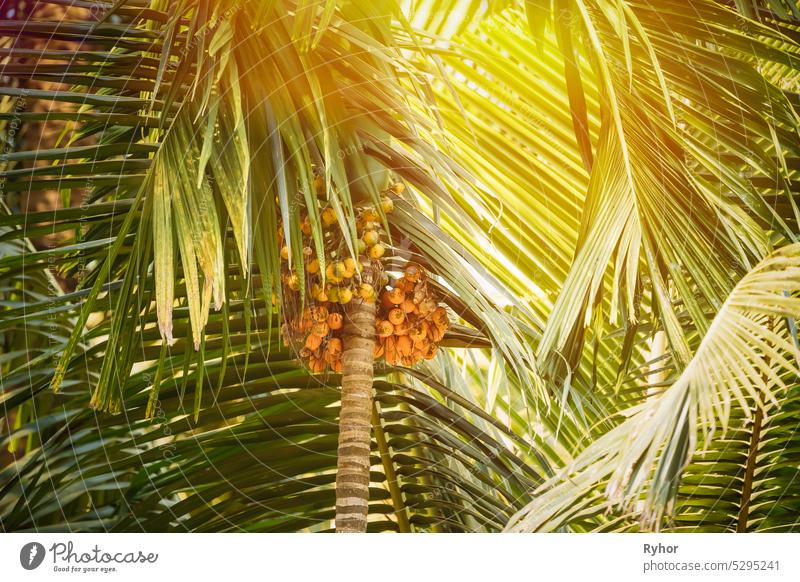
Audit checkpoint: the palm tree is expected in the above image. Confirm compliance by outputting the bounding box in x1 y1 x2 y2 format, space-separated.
2 0 800 533
1 0 540 533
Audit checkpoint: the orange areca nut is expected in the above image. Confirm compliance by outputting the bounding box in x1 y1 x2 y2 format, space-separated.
393 321 411 336
429 322 445 342
380 290 395 310
327 312 344 330
388 308 405 326
402 354 418 367
300 313 313 330
374 338 386 358
402 299 416 314
384 336 398 365
376 320 394 338
409 323 427 344
396 335 413 358
311 321 329 338
305 333 323 351
326 337 343 360
423 343 438 360
432 307 450 330
387 287 405 305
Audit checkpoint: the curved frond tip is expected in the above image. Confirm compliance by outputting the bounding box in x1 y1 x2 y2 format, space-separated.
506 243 800 532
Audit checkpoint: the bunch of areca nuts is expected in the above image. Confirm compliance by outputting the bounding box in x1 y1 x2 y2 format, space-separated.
374 263 450 366
279 183 451 373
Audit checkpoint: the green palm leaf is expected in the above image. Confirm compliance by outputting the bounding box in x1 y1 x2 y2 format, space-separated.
507 243 800 532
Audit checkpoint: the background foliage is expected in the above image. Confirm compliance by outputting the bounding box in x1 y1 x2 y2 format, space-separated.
1 0 800 532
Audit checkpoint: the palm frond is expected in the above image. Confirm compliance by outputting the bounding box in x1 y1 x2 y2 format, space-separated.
0 309 544 532
506 243 800 532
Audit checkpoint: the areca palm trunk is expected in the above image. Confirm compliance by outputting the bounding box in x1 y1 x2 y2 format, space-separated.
336 297 376 532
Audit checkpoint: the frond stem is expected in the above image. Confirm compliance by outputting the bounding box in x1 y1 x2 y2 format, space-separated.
372 401 411 532
737 405 764 532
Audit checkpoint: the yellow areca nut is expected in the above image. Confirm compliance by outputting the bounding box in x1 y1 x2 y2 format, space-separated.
368 243 386 259
361 208 379 222
327 286 339 303
343 257 358 277
338 287 353 304
321 207 336 227
362 230 379 246
358 283 376 302
313 175 325 195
